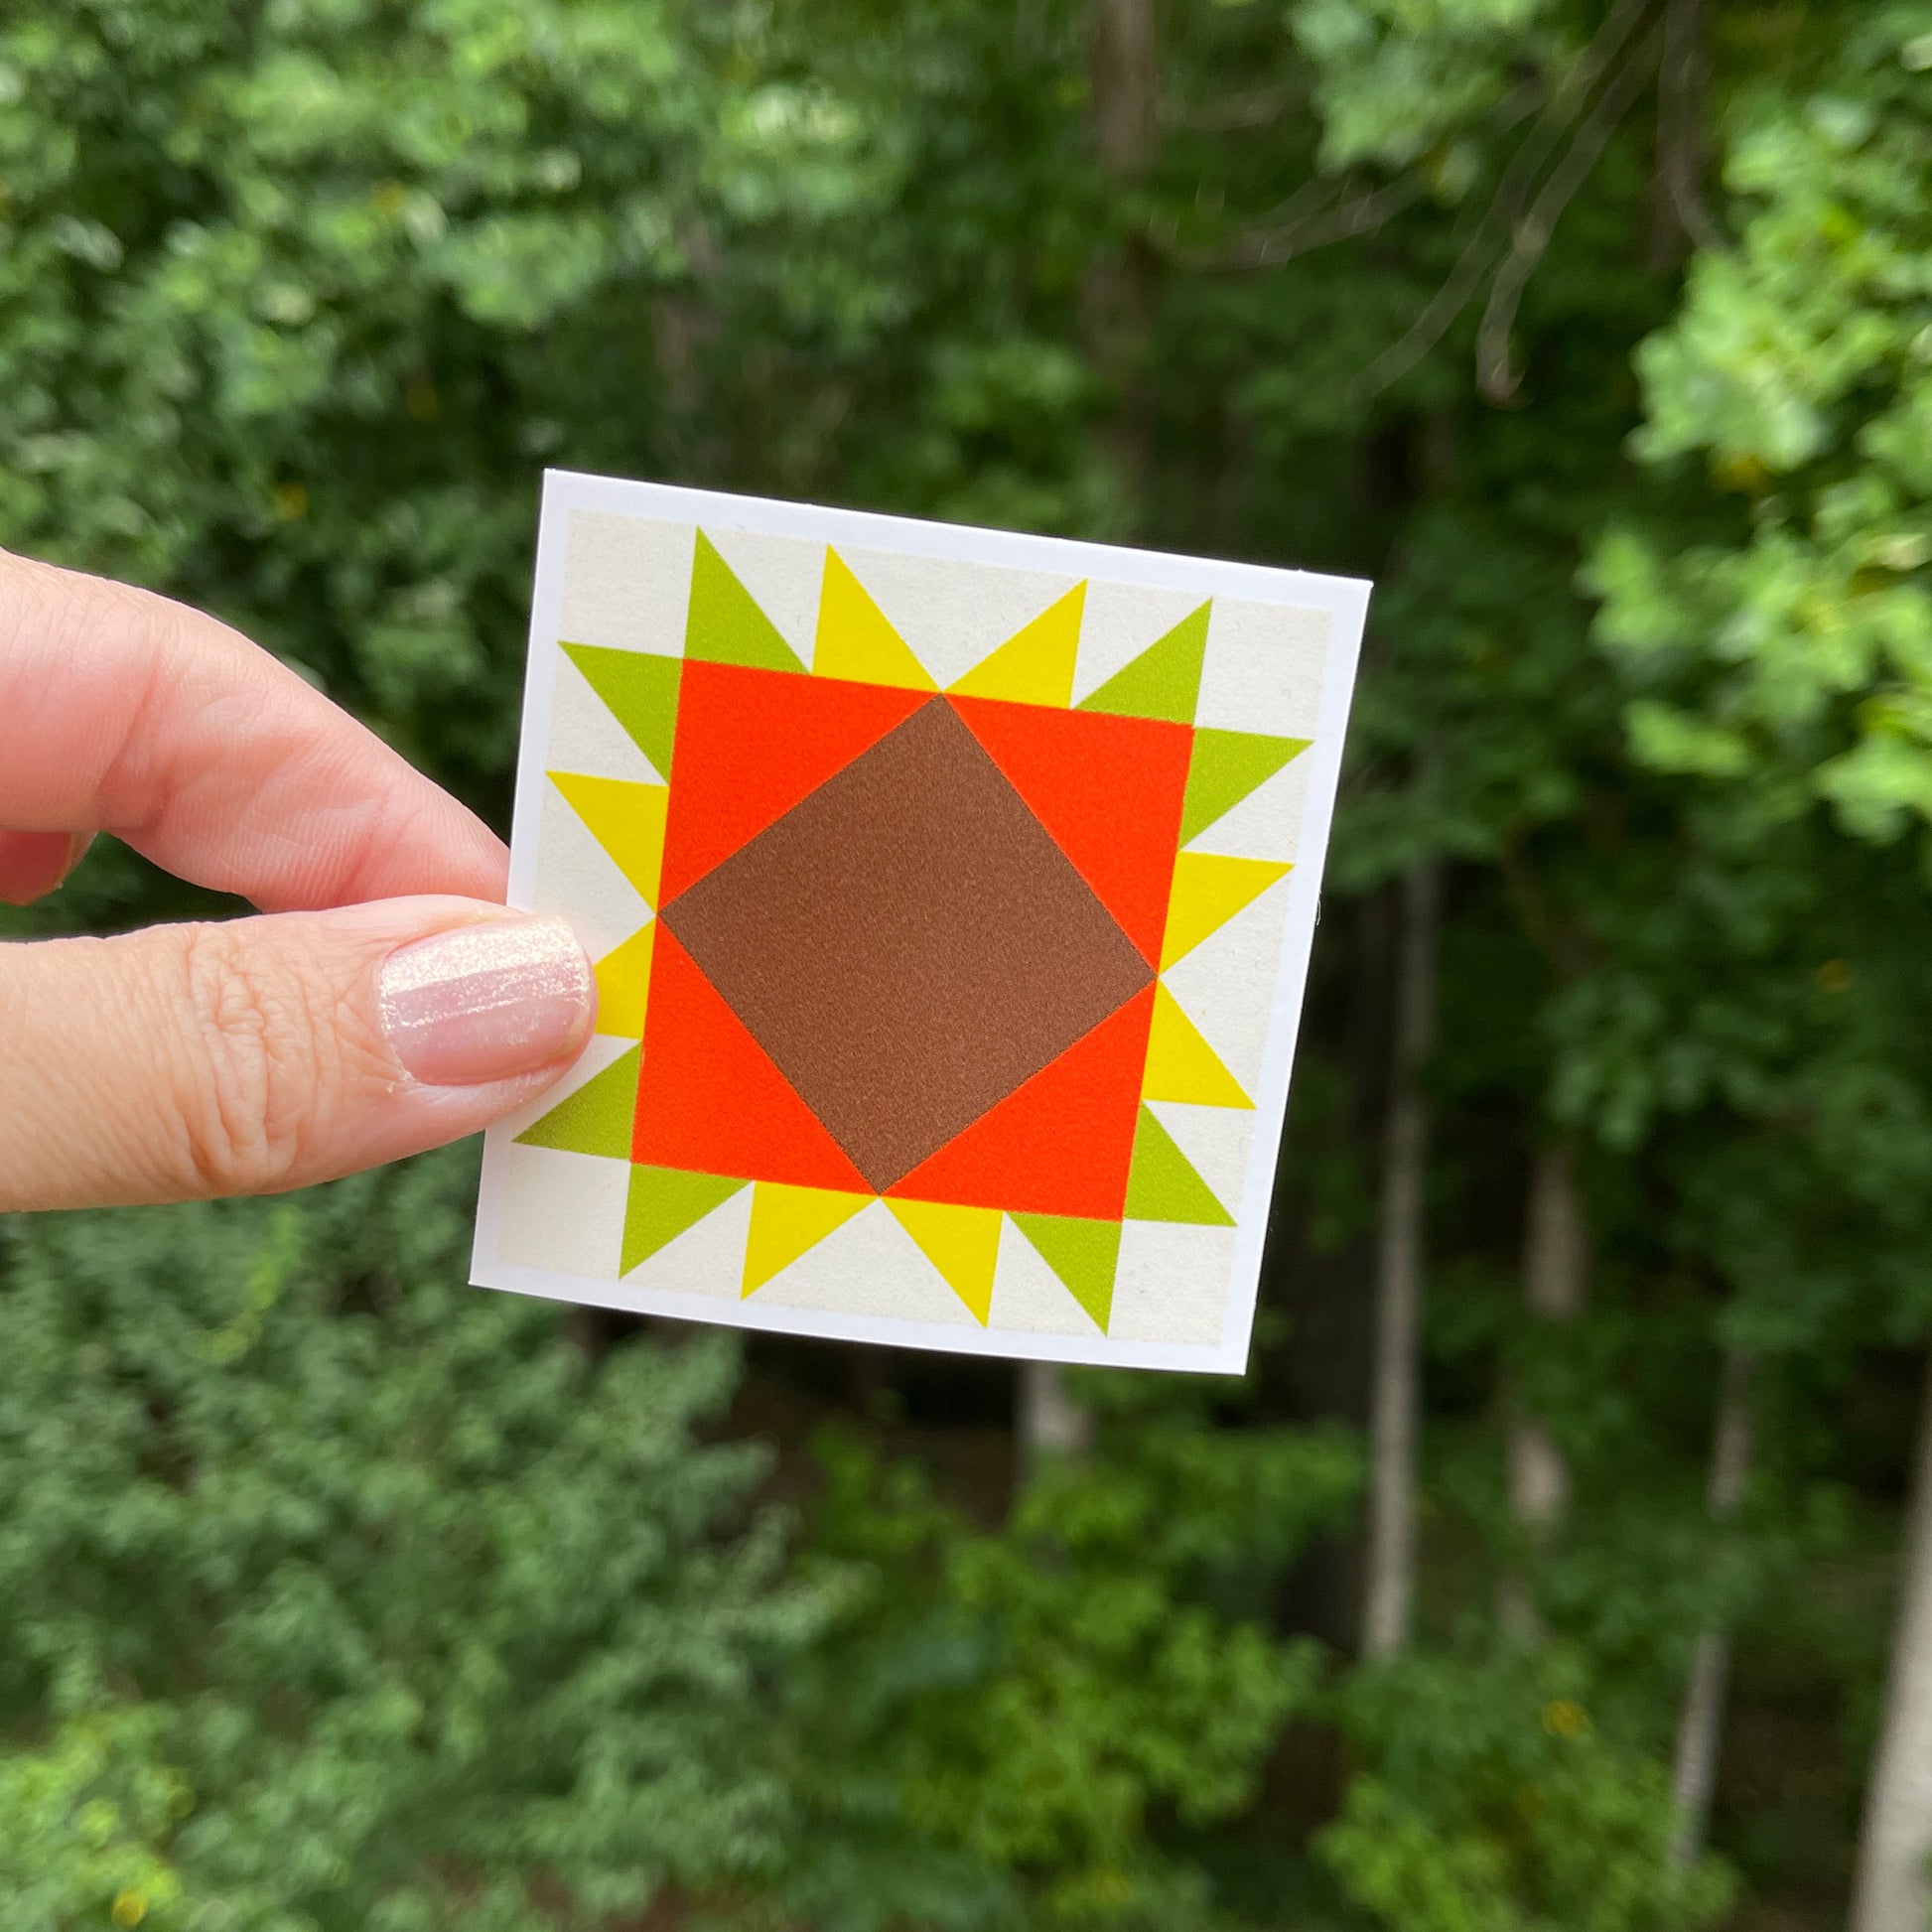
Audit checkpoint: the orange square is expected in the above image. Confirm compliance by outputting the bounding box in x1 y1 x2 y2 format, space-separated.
633 661 1190 1218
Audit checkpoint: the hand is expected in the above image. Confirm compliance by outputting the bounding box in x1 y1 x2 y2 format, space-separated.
0 550 595 1211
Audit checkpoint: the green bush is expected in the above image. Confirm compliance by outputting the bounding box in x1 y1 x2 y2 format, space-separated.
0 1154 827 1929
1321 1651 1733 1932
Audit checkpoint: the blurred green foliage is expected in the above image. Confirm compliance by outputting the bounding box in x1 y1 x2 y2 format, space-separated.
0 1711 196 1931
1322 1650 1734 1932
0 1153 824 1929
1596 9 1932 839
4 0 1932 1927
773 1398 1359 1929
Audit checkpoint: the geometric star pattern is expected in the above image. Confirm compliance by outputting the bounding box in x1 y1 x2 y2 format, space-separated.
519 529 1308 1333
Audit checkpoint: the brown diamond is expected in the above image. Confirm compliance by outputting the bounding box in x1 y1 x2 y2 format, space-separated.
660 696 1154 1192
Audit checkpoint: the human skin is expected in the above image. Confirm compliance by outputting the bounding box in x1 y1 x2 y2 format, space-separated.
0 549 595 1210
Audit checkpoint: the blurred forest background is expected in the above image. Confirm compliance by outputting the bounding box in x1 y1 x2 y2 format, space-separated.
4 0 1932 1927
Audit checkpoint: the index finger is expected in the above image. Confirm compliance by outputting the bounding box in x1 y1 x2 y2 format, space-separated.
0 550 508 911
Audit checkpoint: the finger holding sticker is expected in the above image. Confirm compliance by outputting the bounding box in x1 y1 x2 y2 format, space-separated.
0 549 595 1211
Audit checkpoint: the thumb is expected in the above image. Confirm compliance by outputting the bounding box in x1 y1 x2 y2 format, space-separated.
1 899 596 1209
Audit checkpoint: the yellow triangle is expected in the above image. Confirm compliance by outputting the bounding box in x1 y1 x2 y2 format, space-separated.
885 1200 1003 1324
813 549 935 690
742 1182 873 1296
1161 854 1291 969
947 583 1085 707
549 772 668 904
1143 984 1252 1108
592 921 656 1038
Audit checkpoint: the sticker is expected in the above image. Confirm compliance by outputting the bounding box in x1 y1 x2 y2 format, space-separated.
472 471 1368 1373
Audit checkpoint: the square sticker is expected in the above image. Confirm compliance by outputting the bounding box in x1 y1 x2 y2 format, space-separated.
472 472 1367 1373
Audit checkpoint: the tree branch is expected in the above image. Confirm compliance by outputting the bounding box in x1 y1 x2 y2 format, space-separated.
1477 24 1666 401
1225 178 1428 269
1356 0 1659 398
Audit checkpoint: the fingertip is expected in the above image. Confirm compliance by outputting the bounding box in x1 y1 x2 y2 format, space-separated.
376 913 596 1087
0 830 90 906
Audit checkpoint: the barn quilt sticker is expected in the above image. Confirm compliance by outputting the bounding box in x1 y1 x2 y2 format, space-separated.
471 472 1368 1373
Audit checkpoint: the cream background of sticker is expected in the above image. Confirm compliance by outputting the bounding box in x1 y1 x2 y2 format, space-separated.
1108 1222 1234 1347
559 509 692 653
530 786 651 959
1197 599 1328 739
498 1144 626 1279
475 470 1369 1375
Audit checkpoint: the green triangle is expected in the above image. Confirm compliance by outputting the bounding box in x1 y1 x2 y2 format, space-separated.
514 1047 639 1159
562 644 682 777
1123 1107 1233 1225
685 532 806 674
1077 602 1209 724
1011 1214 1123 1330
1179 728 1311 845
622 1166 748 1275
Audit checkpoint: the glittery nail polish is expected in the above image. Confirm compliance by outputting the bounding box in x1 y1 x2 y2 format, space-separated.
377 915 594 1086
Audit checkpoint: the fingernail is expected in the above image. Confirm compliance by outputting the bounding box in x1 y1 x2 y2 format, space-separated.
377 914 594 1086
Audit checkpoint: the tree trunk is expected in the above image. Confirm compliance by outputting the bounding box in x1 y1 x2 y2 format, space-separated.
1089 0 1158 179
1017 0 1164 1493
1362 860 1442 1659
1016 1361 1094 1487
1084 0 1159 512
1849 1350 1932 1932
1497 1144 1588 1635
1667 1344 1754 1867
1273 889 1400 1654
